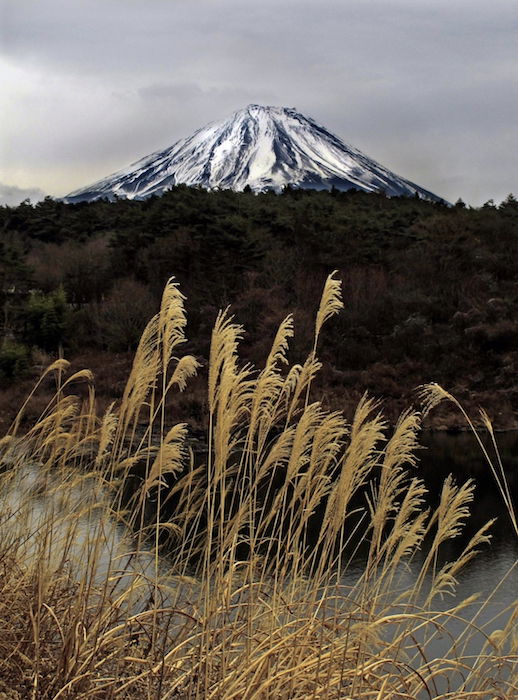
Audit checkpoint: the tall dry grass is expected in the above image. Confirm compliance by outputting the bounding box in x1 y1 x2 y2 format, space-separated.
0 274 516 699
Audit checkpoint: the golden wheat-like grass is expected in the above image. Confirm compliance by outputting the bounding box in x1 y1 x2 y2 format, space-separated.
0 274 516 699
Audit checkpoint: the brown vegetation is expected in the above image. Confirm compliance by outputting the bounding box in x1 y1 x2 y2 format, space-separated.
0 276 516 698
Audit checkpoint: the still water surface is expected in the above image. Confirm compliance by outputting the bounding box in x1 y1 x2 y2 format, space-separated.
393 431 516 675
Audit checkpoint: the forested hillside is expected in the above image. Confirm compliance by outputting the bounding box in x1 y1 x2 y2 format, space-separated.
1 187 517 430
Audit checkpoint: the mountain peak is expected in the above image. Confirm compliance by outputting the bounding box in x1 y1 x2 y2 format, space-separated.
244 104 295 112
64 106 443 203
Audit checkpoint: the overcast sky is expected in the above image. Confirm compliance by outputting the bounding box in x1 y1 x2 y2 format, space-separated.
1 0 517 206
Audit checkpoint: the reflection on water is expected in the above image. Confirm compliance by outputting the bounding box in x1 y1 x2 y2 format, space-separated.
0 459 195 617
419 431 518 528
419 433 517 611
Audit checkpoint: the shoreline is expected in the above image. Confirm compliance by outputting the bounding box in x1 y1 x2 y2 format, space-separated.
1 351 516 435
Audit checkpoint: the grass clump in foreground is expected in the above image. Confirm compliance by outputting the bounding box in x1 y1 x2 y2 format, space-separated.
0 274 516 699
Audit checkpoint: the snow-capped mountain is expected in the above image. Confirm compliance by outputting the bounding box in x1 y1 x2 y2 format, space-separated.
64 105 442 202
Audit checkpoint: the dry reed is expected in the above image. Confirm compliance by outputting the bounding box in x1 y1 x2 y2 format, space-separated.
0 274 516 699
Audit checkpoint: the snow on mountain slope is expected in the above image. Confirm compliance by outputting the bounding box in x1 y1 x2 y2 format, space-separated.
64 105 443 202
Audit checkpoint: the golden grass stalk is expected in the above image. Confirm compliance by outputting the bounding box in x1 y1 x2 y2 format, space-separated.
0 276 515 698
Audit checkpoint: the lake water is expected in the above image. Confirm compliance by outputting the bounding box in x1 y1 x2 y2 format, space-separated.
392 431 517 683
410 430 517 617
419 430 518 540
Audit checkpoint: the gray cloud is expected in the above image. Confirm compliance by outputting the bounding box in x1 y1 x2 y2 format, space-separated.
137 82 258 106
1 0 517 205
0 182 46 207
138 83 205 102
